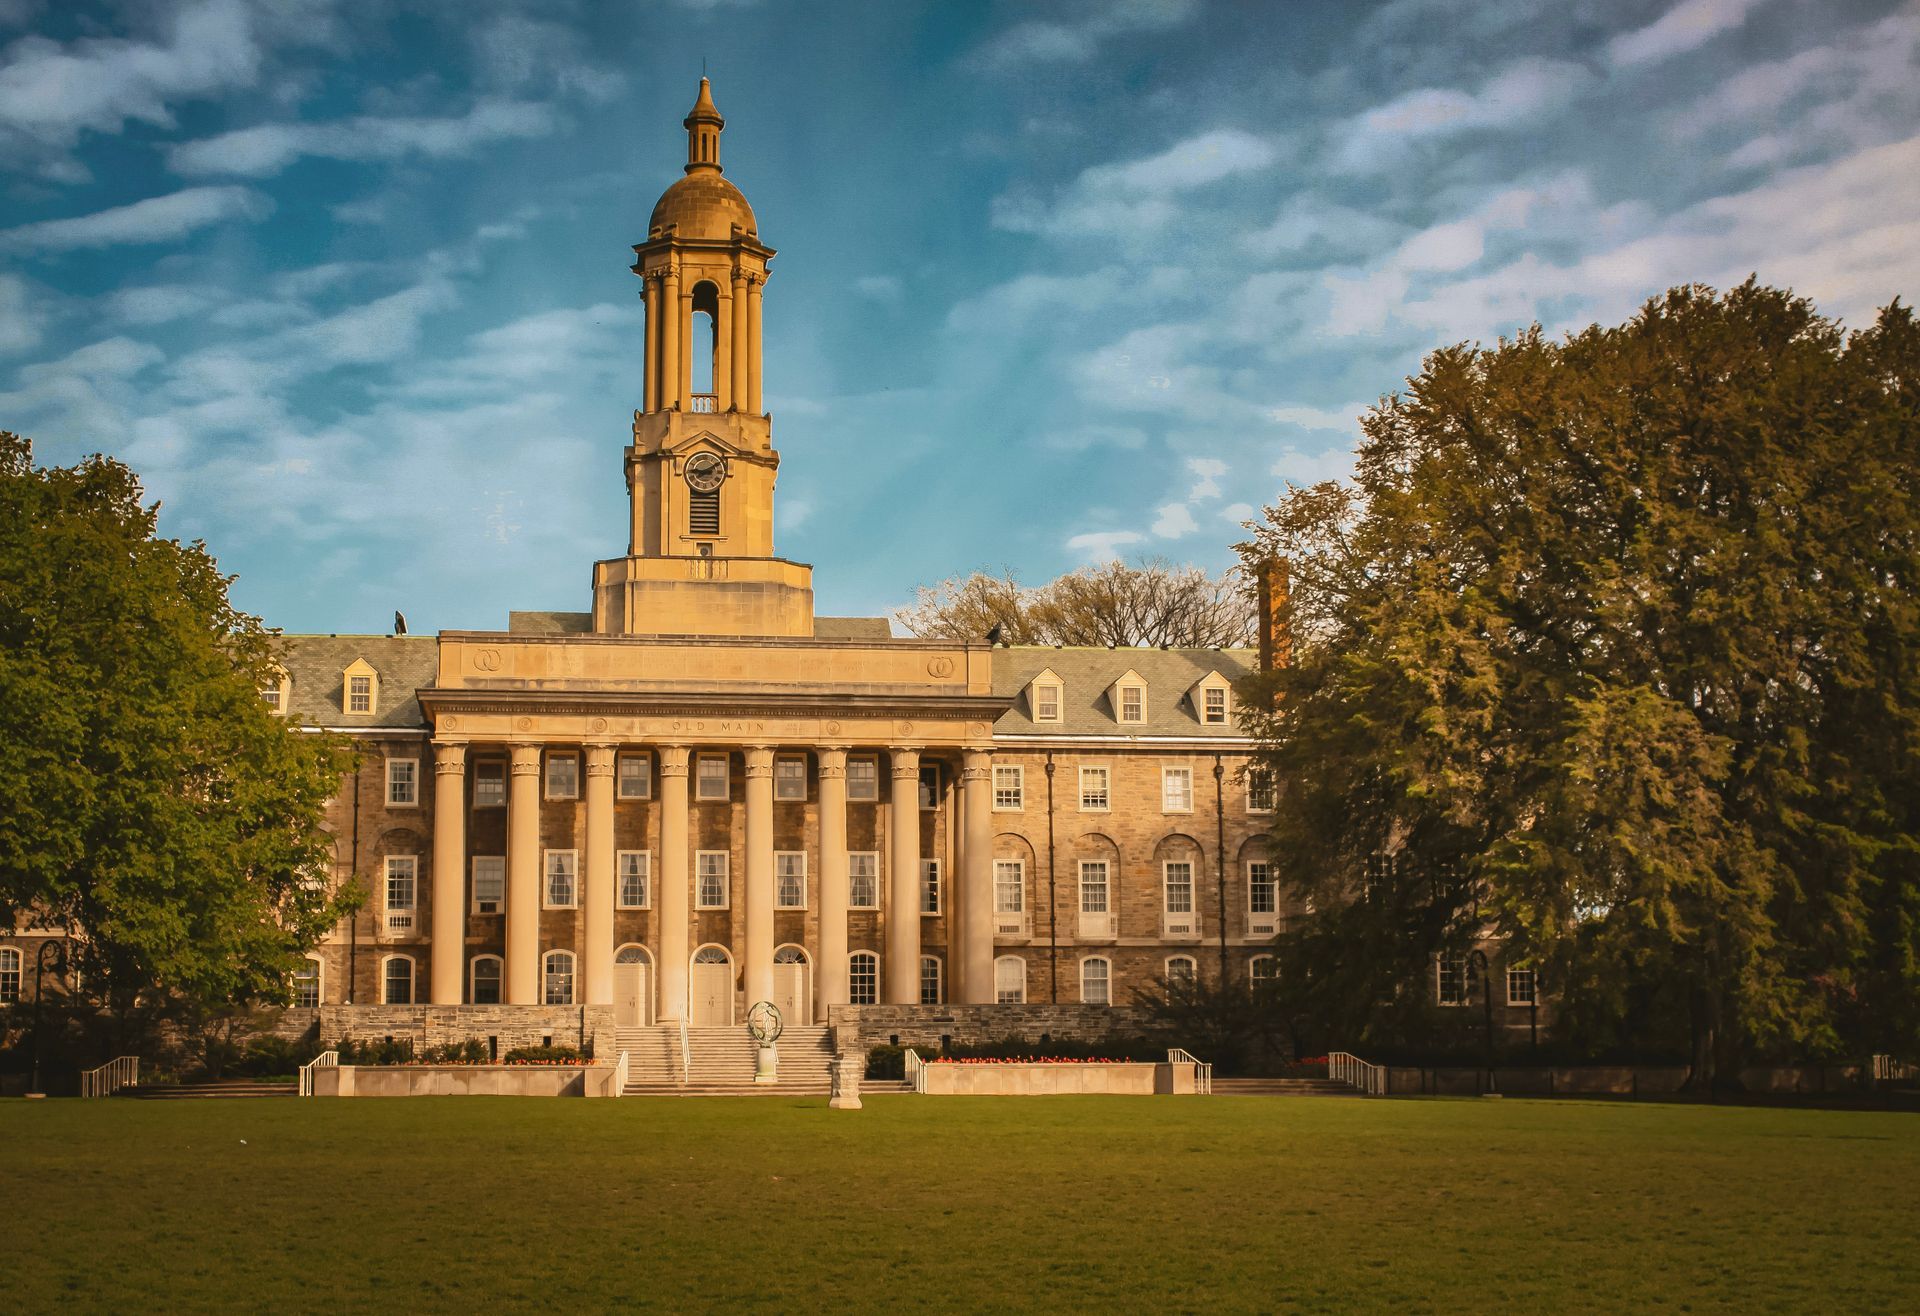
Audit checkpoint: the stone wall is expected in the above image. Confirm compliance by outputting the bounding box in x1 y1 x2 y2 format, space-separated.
315 1064 620 1098
318 1004 617 1057
831 1003 1147 1051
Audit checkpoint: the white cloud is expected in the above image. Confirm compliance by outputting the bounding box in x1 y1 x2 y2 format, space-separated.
1271 444 1357 487
1066 529 1147 562
20 335 162 383
1151 502 1199 538
1267 402 1368 434
854 275 902 304
1185 457 1226 501
168 100 562 178
974 0 1199 68
1242 195 1407 260
469 15 621 103
0 271 49 353
1609 0 1769 68
0 185 271 251
106 283 223 325
994 129 1278 240
1333 58 1593 172
1220 502 1255 525
947 266 1188 333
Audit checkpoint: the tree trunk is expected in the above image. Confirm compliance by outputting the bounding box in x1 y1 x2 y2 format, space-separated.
1686 983 1718 1095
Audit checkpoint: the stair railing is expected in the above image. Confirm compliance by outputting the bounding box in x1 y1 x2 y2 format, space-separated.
80 1055 140 1098
298 1049 339 1097
1167 1048 1213 1094
677 1017 690 1085
613 1049 630 1096
1328 1051 1388 1095
903 1047 927 1093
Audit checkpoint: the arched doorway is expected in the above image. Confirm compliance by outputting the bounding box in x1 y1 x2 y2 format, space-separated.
614 944 653 1027
690 944 734 1026
772 945 810 1026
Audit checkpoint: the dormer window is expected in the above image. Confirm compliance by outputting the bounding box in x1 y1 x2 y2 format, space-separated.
1191 671 1233 726
261 667 290 715
1028 668 1064 724
341 659 378 716
1108 669 1148 725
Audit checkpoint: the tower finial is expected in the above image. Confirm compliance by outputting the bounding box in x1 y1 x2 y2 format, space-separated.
685 77 723 174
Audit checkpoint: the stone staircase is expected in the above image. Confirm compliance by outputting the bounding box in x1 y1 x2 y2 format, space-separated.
616 1024 837 1096
1211 1077 1359 1097
127 1080 298 1100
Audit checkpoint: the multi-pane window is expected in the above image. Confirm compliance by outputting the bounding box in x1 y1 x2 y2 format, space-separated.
617 753 651 800
293 958 320 1009
1249 861 1277 915
545 850 577 908
994 860 1025 913
847 758 879 801
918 762 942 810
348 675 373 713
545 753 579 800
776 852 807 909
383 956 413 1004
993 765 1023 810
696 852 730 909
473 759 505 807
994 956 1026 1004
1507 965 1537 1006
1202 686 1228 724
1247 768 1275 813
471 956 502 1005
262 683 283 713
618 852 650 909
696 755 729 801
849 952 878 1005
1437 954 1471 1006
384 856 416 930
1251 955 1276 984
848 853 879 909
1034 683 1061 722
920 859 941 915
1081 957 1111 1006
1363 853 1393 900
471 856 505 914
1079 765 1110 811
1079 860 1109 914
774 757 806 801
543 951 575 1006
1162 766 1193 811
919 956 942 1006
1166 956 1197 988
1119 685 1144 723
0 948 17 1003
1163 860 1194 914
386 758 417 806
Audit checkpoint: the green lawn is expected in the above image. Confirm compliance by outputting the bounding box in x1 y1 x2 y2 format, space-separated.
3 1095 1915 1311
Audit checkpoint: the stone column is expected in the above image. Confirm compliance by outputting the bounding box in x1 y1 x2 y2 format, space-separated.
643 275 660 413
744 746 775 1009
660 264 681 409
887 747 922 1004
816 746 849 1021
506 744 543 1005
429 741 467 1004
584 744 617 1007
730 269 749 412
747 276 764 414
960 749 995 1004
657 745 691 1021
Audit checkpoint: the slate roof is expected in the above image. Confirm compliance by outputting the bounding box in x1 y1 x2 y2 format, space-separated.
507 611 592 634
277 635 438 729
991 646 1259 738
814 616 892 640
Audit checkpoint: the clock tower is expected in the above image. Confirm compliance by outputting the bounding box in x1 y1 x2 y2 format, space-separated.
592 78 816 637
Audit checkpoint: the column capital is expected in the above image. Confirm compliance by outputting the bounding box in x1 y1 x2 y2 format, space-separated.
961 748 993 780
509 744 543 774
432 741 468 774
816 745 848 778
888 746 921 779
657 744 690 776
585 744 617 776
744 746 775 777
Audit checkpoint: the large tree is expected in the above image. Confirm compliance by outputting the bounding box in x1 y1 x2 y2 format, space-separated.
0 433 353 1016
897 558 1252 647
1237 283 1920 1084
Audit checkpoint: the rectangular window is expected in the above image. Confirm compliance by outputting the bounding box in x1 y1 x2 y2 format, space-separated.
383 957 412 1004
1437 954 1471 1006
472 856 505 914
384 856 416 931
1507 965 1537 1006
1119 685 1144 723
1248 861 1277 915
847 758 879 801
918 762 942 810
920 957 942 1006
994 860 1025 914
618 852 650 909
776 852 807 909
293 960 320 1009
473 759 505 808
545 752 579 800
0 951 17 1004
1082 959 1111 1006
920 859 941 915
1162 766 1194 812
617 753 651 800
1079 765 1110 811
995 957 1025 1004
471 958 502 1005
1247 767 1275 814
1364 853 1393 901
848 853 879 909
1079 860 1109 914
696 754 729 801
262 685 282 713
849 954 878 1006
1034 683 1061 722
385 758 417 807
348 675 372 713
1203 686 1228 724
544 955 574 1006
545 850 577 908
774 756 806 801
993 764 1023 810
1163 861 1194 914
696 851 730 909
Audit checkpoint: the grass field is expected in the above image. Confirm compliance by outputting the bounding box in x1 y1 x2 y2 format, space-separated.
4 1094 1916 1311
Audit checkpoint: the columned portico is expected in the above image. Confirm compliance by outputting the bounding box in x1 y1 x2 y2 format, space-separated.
887 747 921 1004
816 746 849 1020
583 744 617 1006
506 744 542 1004
657 745 691 1021
960 748 995 1004
429 741 466 1004
743 746 776 1008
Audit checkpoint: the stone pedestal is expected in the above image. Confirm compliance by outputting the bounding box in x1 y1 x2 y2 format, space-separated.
829 1056 863 1110
755 1042 778 1084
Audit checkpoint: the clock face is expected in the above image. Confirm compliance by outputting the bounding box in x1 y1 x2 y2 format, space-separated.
684 452 726 493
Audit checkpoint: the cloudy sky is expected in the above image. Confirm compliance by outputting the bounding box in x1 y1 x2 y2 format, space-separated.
3 0 1917 634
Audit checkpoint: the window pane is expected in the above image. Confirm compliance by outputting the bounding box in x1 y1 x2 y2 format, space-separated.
1080 767 1108 810
387 760 416 805
0 949 18 1003
920 860 940 915
1507 966 1536 1005
618 754 651 799
993 765 1022 809
293 960 320 1009
697 756 728 800
1163 768 1192 811
1082 959 1110 1005
919 957 941 1005
473 761 505 807
697 853 728 908
1204 687 1227 722
547 755 578 798
1164 861 1193 913
472 958 502 1005
918 763 941 810
775 758 806 801
776 852 806 908
849 853 878 908
847 760 878 801
849 953 878 1005
994 957 1025 1004
547 852 577 906
384 959 412 1004
473 856 505 911
544 954 574 1005
1080 861 1109 914
1167 957 1195 986
1036 685 1059 721
1120 687 1142 722
1247 768 1274 812
1249 861 1276 915
386 857 416 909
619 852 650 908
994 861 1023 913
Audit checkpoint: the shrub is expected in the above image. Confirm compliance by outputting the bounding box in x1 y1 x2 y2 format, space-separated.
502 1044 583 1065
865 1044 906 1080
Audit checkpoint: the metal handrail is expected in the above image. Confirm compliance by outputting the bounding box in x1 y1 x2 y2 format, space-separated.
1873 1054 1917 1082
614 1049 630 1096
1167 1048 1213 1094
1328 1051 1388 1095
677 1017 690 1085
903 1048 927 1093
81 1056 140 1098
298 1049 339 1097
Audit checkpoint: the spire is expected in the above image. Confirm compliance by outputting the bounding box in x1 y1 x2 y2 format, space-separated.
684 77 724 174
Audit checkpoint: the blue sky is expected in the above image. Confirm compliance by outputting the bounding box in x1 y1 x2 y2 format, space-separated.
3 0 1917 634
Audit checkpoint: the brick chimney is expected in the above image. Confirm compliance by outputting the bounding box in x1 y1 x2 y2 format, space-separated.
1255 557 1292 673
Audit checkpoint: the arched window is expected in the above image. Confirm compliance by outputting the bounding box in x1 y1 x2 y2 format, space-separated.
615 944 653 965
1250 955 1276 985
918 955 942 1006
848 951 879 1005
382 955 414 1005
543 950 576 1005
693 945 731 964
292 957 322 1009
471 954 503 1004
1081 957 1111 1006
994 955 1026 1004
0 947 21 1003
774 946 808 965
1165 955 1197 989
689 281 720 400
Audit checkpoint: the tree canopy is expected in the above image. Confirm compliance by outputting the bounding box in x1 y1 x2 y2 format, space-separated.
1236 282 1920 1082
896 558 1253 648
0 432 352 1012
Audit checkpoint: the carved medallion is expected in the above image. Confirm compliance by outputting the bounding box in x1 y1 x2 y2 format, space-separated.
590 717 609 734
825 720 842 735
516 716 533 732
440 715 457 732
473 647 502 673
969 721 990 739
927 656 955 679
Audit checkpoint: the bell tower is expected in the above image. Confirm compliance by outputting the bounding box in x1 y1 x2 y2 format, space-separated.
592 78 815 637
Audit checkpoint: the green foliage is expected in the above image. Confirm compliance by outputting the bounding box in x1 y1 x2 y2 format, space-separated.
335 1037 415 1066
0 433 354 1014
501 1044 583 1064
864 1043 906 1080
1237 283 1920 1082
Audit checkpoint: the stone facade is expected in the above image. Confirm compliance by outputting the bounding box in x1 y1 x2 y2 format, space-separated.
318 1003 615 1057
830 1004 1147 1051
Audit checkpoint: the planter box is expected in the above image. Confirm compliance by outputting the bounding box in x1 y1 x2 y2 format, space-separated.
310 1064 620 1098
921 1061 1198 1096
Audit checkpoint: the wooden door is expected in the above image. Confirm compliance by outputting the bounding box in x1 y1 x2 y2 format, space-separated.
691 959 732 1026
773 961 808 1027
615 961 649 1027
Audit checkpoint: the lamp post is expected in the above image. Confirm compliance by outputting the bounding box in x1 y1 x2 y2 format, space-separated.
28 938 69 1097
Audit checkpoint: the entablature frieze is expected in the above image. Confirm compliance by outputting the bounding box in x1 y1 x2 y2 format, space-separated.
418 699 1000 751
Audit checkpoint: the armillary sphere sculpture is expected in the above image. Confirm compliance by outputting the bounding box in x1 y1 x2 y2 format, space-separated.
747 1000 783 1084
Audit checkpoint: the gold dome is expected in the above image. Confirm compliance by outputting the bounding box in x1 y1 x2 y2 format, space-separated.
648 171 757 240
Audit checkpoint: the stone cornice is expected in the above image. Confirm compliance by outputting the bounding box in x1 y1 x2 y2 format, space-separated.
416 688 1011 722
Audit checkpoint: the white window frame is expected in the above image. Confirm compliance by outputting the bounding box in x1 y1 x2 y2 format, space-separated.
1081 956 1111 1006
383 855 417 932
994 955 1027 1004
848 852 879 910
472 758 506 808
994 859 1025 914
1165 955 1197 988
992 764 1024 811
695 753 730 802
846 756 880 802
1078 764 1110 812
292 956 322 1009
381 953 415 1004
385 757 418 808
1162 765 1194 813
919 858 942 915
544 849 578 909
543 950 576 1006
1248 860 1277 915
617 850 651 910
1202 684 1229 724
1250 954 1276 984
0 947 20 1003
849 951 879 1005
545 751 580 801
774 755 807 802
775 851 807 909
617 752 652 801
1118 684 1145 724
1507 964 1537 1006
1079 860 1110 915
1437 953 1472 1007
344 666 376 716
472 855 505 915
919 955 942 1006
1163 859 1195 914
470 953 504 1005
696 850 731 910
1033 681 1062 723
